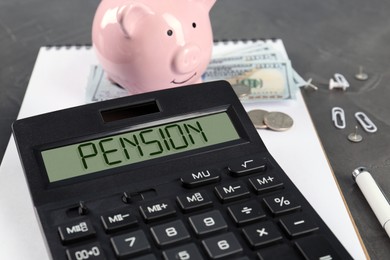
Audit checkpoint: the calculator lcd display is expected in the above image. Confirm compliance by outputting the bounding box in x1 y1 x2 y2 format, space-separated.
41 112 240 182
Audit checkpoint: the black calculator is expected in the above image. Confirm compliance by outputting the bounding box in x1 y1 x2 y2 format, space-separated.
13 81 352 259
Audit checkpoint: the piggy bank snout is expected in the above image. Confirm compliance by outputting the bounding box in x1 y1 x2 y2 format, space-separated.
172 44 202 74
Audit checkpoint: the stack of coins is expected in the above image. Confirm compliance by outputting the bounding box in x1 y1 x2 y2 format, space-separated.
248 109 293 131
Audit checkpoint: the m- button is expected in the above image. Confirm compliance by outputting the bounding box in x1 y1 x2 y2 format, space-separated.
214 181 250 203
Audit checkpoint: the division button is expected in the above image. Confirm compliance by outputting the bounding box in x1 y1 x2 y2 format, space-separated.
202 232 243 259
110 230 151 259
227 199 266 225
139 199 176 222
58 219 96 244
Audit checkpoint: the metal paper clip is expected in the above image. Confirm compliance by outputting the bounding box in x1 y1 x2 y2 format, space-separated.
332 107 346 129
355 112 377 133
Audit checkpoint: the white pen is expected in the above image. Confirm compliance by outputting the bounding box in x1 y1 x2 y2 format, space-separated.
352 167 390 237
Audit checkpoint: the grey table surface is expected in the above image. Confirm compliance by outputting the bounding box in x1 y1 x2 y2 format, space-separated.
1 0 389 259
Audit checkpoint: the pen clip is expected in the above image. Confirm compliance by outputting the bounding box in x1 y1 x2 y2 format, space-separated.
355 112 377 133
332 107 346 129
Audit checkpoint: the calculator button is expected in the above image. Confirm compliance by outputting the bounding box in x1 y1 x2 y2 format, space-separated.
176 190 213 212
279 213 319 238
263 194 301 216
257 244 301 260
228 157 266 177
295 235 340 260
58 219 96 244
162 243 204 260
214 181 250 203
242 221 283 248
181 169 221 188
150 220 190 247
101 210 138 232
139 199 176 222
227 200 266 225
188 210 228 237
110 230 151 258
66 242 106 260
249 173 283 193
201 232 243 259
133 254 158 260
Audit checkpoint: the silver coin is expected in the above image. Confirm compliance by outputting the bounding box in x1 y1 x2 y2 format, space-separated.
264 111 294 131
232 83 251 97
248 109 269 129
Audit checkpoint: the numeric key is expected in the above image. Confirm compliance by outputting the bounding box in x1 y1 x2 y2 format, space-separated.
111 230 151 259
150 220 190 247
202 232 243 259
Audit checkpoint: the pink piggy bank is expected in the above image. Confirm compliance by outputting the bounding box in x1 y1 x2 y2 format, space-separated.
92 0 216 94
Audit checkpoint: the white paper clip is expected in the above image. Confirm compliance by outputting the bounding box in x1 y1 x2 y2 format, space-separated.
332 107 346 129
329 73 350 91
355 112 377 133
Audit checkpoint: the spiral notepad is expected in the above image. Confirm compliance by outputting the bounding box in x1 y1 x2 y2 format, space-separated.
0 40 366 259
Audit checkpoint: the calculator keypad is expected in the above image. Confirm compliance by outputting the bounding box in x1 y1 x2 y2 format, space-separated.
55 159 344 259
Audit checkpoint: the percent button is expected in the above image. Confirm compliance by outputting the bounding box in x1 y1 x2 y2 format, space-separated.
263 194 301 216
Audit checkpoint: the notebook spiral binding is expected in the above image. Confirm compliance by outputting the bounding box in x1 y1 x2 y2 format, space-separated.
44 44 92 50
213 38 279 45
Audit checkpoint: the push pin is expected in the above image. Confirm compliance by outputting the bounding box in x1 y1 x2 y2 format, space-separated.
303 78 318 90
348 126 363 143
78 201 89 215
329 73 350 91
355 66 368 81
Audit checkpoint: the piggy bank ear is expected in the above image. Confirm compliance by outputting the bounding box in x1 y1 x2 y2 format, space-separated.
189 0 217 11
117 2 154 38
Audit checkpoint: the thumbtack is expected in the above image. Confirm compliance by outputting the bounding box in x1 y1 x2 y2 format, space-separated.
329 73 350 91
348 126 363 143
303 78 318 90
355 66 368 81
